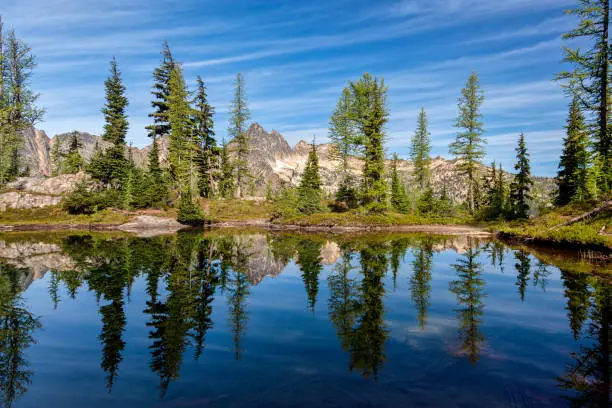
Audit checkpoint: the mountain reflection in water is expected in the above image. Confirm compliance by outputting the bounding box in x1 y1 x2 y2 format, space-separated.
0 231 609 408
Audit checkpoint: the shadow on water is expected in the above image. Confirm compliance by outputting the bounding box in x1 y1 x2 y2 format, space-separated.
0 230 609 407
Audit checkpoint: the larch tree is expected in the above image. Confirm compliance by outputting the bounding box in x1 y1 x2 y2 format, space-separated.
228 73 251 198
509 133 533 219
350 73 389 212
557 96 592 204
298 138 323 214
557 0 610 192
147 41 175 141
192 76 218 198
329 88 358 168
449 71 486 215
410 107 431 190
0 23 43 184
329 86 360 207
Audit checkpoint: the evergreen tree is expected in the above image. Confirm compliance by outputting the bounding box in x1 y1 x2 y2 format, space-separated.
63 131 84 174
328 73 389 211
90 58 130 187
192 76 218 198
450 72 486 214
556 96 593 204
390 153 410 213
177 184 204 226
509 133 533 219
484 161 507 219
101 57 129 145
122 150 135 210
410 107 431 189
218 139 235 199
298 138 323 214
146 137 168 208
351 73 389 211
146 41 175 140
50 140 63 176
557 0 611 192
167 65 192 184
228 73 251 198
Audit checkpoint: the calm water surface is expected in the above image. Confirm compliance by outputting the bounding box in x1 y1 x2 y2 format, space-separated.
0 231 609 407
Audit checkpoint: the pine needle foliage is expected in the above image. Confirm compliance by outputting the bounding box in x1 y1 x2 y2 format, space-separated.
410 107 431 189
298 139 324 214
509 133 534 219
228 73 251 198
449 72 486 214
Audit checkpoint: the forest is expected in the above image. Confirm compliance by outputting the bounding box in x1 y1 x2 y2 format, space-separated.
0 1 610 247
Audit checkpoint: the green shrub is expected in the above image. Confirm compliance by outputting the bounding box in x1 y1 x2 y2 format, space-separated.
62 182 122 214
271 186 301 220
177 190 204 226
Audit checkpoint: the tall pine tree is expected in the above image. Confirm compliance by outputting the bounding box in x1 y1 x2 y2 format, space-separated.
509 133 533 219
557 0 610 192
410 107 431 189
557 96 592 205
147 41 175 140
167 65 192 185
91 57 129 187
192 76 218 198
450 72 486 214
101 57 129 145
228 73 251 198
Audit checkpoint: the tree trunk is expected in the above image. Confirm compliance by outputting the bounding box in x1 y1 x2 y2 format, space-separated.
548 201 612 230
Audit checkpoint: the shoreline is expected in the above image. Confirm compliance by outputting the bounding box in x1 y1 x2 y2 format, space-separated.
0 220 490 235
1 219 610 254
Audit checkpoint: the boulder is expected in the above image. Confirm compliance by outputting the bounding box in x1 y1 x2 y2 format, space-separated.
118 215 187 236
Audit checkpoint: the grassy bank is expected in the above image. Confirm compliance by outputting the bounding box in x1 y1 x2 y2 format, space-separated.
275 211 471 227
492 201 611 251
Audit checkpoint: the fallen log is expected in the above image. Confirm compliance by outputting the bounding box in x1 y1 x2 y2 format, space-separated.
548 201 612 231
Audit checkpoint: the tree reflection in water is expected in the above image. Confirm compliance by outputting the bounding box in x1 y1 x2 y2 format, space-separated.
0 262 41 408
0 231 608 405
449 246 486 365
559 272 610 408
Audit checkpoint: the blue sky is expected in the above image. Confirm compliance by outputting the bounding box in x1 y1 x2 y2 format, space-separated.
5 0 578 175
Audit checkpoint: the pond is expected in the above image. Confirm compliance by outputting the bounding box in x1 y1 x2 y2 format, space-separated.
0 231 609 407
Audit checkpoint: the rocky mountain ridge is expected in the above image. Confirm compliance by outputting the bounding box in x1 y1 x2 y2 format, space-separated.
13 123 554 206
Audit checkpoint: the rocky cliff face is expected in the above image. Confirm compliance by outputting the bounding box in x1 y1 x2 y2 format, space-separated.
16 123 554 206
19 128 169 176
